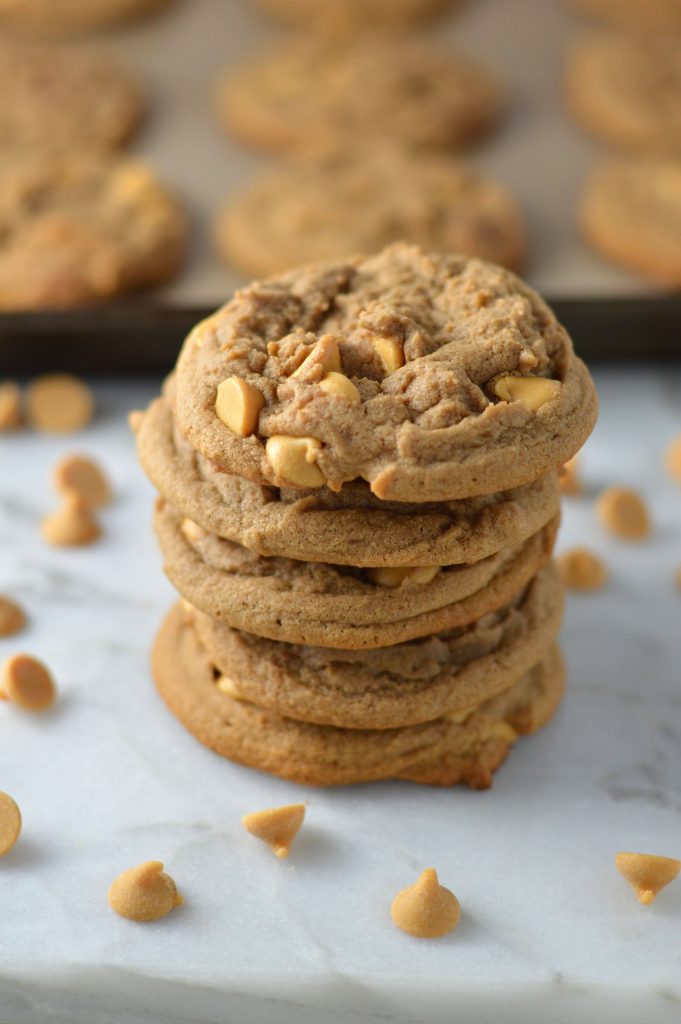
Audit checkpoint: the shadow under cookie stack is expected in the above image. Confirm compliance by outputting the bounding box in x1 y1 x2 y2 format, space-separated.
135 244 597 789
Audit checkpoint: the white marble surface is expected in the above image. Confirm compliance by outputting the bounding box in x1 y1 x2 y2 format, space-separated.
1 370 681 1024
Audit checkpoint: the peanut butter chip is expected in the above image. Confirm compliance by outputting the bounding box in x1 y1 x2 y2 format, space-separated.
292 336 341 378
597 487 650 541
372 337 404 375
53 454 111 508
391 868 461 939
615 852 681 906
108 861 183 922
26 374 94 433
180 517 206 543
492 375 561 411
664 435 681 483
557 547 606 591
0 792 21 857
318 371 361 403
242 803 305 859
215 377 264 436
559 455 582 496
0 654 57 711
366 565 440 588
41 493 101 547
0 596 26 638
265 435 325 487
0 381 22 431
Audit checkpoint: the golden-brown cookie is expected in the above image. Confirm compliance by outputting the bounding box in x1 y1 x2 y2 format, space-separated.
568 0 681 33
152 603 565 788
0 0 175 36
255 0 460 31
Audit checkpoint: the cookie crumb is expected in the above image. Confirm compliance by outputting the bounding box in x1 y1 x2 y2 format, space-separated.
557 547 606 590
41 493 101 546
664 435 681 483
108 861 183 922
391 868 461 939
242 803 305 858
0 596 26 638
0 381 22 431
26 374 94 434
596 487 650 541
0 653 57 712
0 792 22 857
559 455 581 496
615 852 680 905
53 454 111 508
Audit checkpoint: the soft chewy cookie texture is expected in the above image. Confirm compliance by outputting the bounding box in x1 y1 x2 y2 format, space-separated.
174 244 597 503
152 603 565 789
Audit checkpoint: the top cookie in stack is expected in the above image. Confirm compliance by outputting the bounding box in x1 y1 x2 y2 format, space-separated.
137 243 597 788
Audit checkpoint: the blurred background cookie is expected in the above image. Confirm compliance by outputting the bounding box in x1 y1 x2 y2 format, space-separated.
254 0 462 32
0 0 176 36
568 0 681 33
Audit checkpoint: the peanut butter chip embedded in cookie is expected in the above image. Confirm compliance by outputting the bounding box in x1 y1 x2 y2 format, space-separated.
0 654 57 711
215 377 264 437
26 374 94 433
0 381 22 431
0 596 26 638
265 436 325 487
492 375 561 412
41 493 101 546
291 336 341 378
664 435 681 483
596 487 650 541
391 868 461 939
0 792 22 857
242 803 306 859
366 565 440 588
108 861 183 922
557 547 606 591
615 852 681 906
53 454 111 508
318 372 360 403
372 337 405 375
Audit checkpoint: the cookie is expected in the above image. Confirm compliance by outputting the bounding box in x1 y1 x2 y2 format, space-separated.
255 0 460 31
155 499 558 649
0 42 143 155
565 33 681 153
0 155 187 309
580 157 681 287
189 561 563 728
568 0 681 33
152 603 565 788
215 148 527 278
174 244 597 503
217 37 502 154
137 391 561 567
0 0 174 35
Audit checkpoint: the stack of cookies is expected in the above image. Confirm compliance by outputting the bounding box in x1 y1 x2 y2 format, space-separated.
135 244 597 788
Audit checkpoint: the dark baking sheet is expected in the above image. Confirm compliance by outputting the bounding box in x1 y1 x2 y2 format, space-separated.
1 298 680 376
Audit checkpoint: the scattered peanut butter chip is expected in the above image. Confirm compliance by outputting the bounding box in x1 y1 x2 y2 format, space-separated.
492 375 561 411
559 455 582 496
108 861 183 922
292 336 341 378
596 487 651 541
664 435 681 483
615 852 681 906
557 547 607 591
366 565 440 588
180 517 206 543
0 653 57 711
265 435 325 488
242 803 306 859
41 493 101 547
318 371 361 403
0 381 22 431
53 454 111 508
0 596 26 638
391 868 461 939
0 792 22 857
372 337 404 375
128 410 144 433
215 376 264 436
26 374 94 434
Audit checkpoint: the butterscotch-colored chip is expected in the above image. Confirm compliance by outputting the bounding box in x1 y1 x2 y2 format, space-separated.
180 517 206 543
0 653 57 712
216 675 245 700
366 565 440 588
292 336 341 379
26 374 94 433
372 337 404 375
108 861 183 922
596 487 650 541
318 371 361 403
0 792 22 857
391 868 461 939
41 493 101 546
559 455 582 496
53 454 111 508
265 435 325 487
492 375 562 411
664 435 681 484
557 547 606 591
242 803 305 858
215 377 264 437
0 596 26 638
0 381 22 431
615 852 681 906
